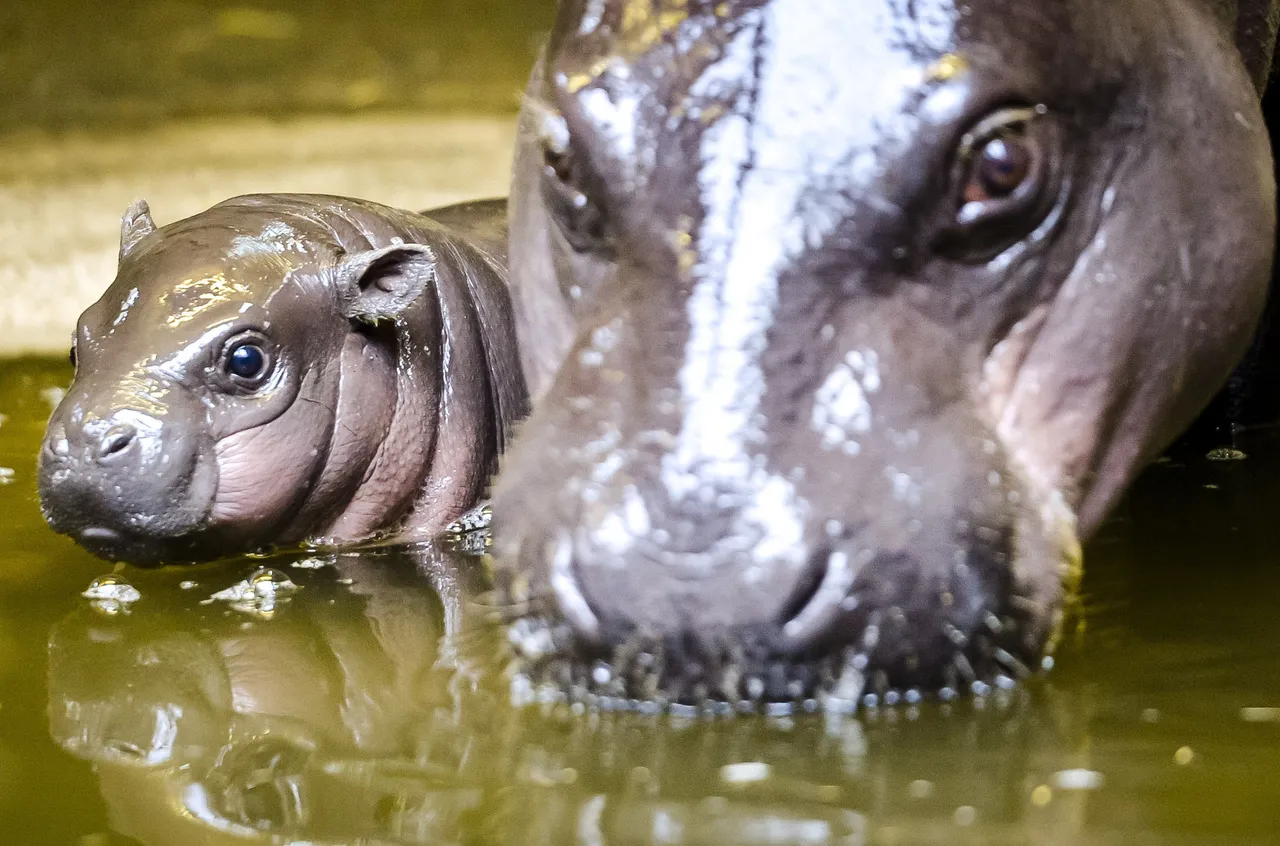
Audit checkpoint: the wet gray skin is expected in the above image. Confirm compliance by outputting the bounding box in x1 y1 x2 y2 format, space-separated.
39 195 527 564
492 0 1280 701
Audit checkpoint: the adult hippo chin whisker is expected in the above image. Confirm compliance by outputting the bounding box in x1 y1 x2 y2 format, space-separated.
493 481 1064 705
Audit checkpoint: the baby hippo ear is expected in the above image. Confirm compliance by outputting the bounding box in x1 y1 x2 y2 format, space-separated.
334 243 436 324
119 198 156 261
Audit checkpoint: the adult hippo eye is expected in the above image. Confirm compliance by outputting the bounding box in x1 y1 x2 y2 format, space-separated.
937 105 1062 260
965 133 1033 204
538 113 614 257
220 337 273 390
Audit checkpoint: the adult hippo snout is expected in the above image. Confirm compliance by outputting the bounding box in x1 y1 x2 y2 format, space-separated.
497 262 1069 698
493 0 1277 702
42 377 217 560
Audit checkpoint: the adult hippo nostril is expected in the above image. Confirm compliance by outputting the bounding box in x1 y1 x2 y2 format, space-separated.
778 548 852 648
94 423 137 461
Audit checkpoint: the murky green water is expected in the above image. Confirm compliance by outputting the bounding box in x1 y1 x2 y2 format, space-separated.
2 357 1280 844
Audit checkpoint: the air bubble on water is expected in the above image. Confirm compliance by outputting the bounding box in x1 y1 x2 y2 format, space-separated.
209 567 297 618
908 779 935 800
82 574 141 615
1206 448 1247 461
953 806 977 827
508 618 555 661
720 762 771 784
40 387 66 410
1240 707 1280 723
179 580 197 590
0 468 14 485
447 501 493 534
289 557 329 570
1050 769 1105 791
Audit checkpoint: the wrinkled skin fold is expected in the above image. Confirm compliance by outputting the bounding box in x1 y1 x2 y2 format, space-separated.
39 195 526 564
492 0 1278 701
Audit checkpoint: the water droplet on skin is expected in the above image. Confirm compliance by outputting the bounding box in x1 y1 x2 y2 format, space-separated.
953 806 977 826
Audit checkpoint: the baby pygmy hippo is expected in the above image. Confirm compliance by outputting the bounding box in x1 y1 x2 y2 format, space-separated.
38 194 527 564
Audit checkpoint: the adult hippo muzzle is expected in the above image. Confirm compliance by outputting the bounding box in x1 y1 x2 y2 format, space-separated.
492 0 1278 701
40 195 525 563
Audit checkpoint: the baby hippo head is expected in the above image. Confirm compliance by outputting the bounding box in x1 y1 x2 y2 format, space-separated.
39 195 445 564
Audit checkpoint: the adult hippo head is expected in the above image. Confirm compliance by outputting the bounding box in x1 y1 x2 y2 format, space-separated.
492 0 1278 702
40 195 525 564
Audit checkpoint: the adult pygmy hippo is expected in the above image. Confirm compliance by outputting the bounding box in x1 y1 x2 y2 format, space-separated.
491 0 1279 702
39 194 526 564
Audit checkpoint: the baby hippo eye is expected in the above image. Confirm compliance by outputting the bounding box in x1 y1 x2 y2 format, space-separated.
965 133 1034 204
223 340 271 387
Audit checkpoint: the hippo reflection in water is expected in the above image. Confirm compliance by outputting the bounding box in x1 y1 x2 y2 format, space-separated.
490 0 1279 701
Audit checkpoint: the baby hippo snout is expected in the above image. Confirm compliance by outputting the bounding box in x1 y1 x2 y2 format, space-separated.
40 402 217 562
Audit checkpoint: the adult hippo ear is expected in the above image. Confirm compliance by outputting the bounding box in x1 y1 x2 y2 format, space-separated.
118 198 156 261
333 243 437 324
987 0 1277 538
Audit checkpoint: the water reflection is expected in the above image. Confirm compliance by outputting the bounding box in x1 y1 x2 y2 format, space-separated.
47 539 1110 845
36 426 1280 844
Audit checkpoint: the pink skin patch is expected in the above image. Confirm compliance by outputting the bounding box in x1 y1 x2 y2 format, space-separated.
210 396 334 539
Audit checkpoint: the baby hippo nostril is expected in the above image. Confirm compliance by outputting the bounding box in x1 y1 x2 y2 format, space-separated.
95 424 137 461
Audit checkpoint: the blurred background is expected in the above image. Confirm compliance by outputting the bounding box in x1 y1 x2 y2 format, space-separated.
0 0 556 355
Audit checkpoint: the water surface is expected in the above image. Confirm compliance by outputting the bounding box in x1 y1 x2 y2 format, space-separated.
2 357 1280 844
